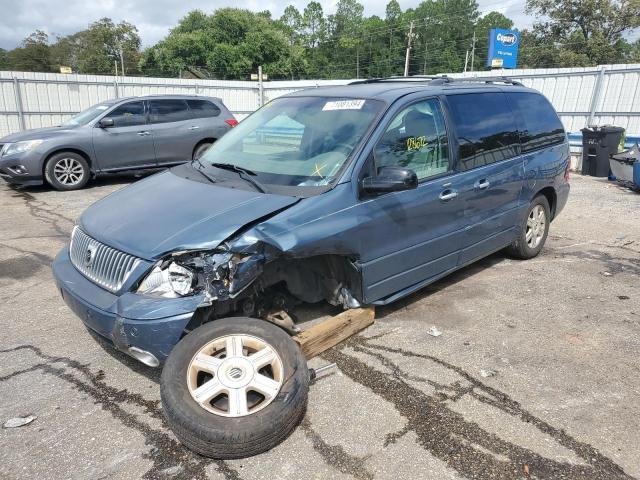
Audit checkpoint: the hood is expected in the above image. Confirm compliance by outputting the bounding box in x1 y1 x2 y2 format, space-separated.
79 168 299 260
1 125 79 143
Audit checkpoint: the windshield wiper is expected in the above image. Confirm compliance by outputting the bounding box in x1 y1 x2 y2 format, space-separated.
210 163 268 194
191 158 218 184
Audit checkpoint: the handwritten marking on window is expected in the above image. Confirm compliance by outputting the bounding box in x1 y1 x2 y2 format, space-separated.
406 136 428 151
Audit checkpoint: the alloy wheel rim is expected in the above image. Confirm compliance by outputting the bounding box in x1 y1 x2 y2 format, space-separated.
525 205 546 248
53 158 84 186
187 334 284 417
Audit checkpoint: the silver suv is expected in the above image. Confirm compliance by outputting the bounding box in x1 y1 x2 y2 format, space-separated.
0 95 237 190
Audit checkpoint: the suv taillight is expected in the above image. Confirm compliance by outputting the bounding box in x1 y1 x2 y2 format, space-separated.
225 119 238 127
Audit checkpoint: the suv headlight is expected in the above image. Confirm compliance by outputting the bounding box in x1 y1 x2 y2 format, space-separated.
2 139 43 156
137 262 194 298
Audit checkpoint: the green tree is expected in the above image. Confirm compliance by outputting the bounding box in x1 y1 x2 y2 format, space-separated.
323 0 365 78
52 18 141 74
411 0 480 75
139 8 292 79
7 30 54 72
0 48 8 69
303 2 326 48
524 0 640 66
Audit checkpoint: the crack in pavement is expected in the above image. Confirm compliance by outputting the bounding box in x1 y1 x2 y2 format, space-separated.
300 418 374 480
9 188 75 237
321 334 634 480
0 345 242 480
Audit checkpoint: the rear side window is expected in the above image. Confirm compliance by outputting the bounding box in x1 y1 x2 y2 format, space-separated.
447 93 520 171
103 101 146 127
149 100 191 124
187 100 221 118
507 92 565 152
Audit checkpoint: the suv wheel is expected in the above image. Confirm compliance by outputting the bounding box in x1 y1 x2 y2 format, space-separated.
161 317 308 459
506 195 550 259
45 152 90 191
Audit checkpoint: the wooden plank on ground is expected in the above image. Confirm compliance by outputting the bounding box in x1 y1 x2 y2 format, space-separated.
293 307 375 359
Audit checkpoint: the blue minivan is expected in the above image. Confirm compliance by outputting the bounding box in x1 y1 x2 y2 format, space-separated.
52 77 570 458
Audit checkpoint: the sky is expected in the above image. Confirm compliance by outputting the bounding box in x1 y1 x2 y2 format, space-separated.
0 0 531 50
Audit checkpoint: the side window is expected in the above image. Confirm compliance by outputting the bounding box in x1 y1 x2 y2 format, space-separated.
374 98 450 180
447 93 520 171
103 101 146 127
507 92 565 153
149 100 191 124
187 99 221 118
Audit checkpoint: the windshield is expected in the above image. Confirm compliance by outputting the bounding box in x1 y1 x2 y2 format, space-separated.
62 103 113 126
200 96 384 189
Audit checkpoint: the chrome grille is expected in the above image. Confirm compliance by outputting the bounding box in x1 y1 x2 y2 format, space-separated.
69 227 140 292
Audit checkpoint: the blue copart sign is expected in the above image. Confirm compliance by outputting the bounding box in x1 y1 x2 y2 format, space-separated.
487 29 519 69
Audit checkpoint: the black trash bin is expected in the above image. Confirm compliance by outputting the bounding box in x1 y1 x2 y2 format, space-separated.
581 126 625 177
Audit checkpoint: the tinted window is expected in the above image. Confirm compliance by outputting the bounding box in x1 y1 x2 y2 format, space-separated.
507 92 565 152
187 99 221 118
448 93 520 171
103 101 146 127
374 98 450 180
149 100 191 124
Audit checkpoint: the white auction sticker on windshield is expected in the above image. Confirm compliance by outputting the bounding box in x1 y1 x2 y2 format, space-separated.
322 99 365 111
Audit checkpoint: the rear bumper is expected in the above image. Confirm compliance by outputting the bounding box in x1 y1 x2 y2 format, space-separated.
554 182 570 219
52 248 204 366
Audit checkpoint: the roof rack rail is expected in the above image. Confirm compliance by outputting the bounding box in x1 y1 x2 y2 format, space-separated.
349 76 440 85
349 75 522 86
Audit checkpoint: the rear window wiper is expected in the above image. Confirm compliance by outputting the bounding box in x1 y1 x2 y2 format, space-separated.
210 162 268 194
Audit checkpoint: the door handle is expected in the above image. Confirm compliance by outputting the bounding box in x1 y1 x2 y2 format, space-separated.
474 179 490 190
439 189 458 201
137 131 150 136
188 126 200 130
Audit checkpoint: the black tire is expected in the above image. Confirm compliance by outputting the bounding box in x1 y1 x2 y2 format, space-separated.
506 195 551 259
161 317 308 459
193 142 213 160
44 152 90 191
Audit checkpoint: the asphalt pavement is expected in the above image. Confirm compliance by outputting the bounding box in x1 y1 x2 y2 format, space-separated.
0 173 638 480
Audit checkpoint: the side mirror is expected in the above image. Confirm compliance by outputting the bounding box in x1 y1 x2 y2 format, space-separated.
98 118 114 128
361 166 418 194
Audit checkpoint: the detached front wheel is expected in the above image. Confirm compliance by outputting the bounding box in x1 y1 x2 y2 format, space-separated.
161 317 308 459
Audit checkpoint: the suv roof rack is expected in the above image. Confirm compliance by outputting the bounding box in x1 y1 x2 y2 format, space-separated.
350 75 522 86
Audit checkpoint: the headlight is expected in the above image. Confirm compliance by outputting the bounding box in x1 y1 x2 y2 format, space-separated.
2 139 43 156
137 262 194 298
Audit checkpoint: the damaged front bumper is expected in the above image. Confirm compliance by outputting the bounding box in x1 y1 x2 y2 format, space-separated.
52 248 204 366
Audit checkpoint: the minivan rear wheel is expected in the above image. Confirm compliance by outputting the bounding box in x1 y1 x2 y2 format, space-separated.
45 152 90 191
506 195 550 259
161 317 308 458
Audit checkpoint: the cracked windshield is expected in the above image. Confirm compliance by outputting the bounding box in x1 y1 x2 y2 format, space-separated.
200 96 383 187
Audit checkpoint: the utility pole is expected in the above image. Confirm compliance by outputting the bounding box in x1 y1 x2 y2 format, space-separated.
470 31 476 72
463 50 469 73
258 65 264 107
422 34 428 75
404 21 414 77
118 45 125 76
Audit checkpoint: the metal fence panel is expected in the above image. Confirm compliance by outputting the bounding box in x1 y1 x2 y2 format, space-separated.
0 66 638 138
